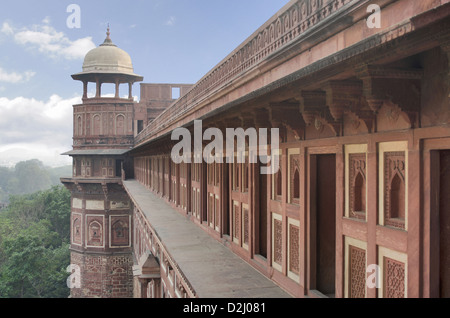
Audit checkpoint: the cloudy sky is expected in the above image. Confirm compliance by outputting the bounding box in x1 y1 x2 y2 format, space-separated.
0 0 289 167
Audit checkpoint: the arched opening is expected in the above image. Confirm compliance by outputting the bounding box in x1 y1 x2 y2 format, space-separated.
100 83 116 98
116 115 125 135
293 168 300 199
88 220 103 246
244 163 249 192
112 219 129 246
73 218 81 243
113 221 125 238
90 221 101 237
353 172 366 213
215 162 220 187
390 173 405 220
119 83 130 99
93 114 101 135
276 169 282 199
77 116 83 136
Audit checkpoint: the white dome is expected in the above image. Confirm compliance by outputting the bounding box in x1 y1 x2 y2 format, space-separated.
72 29 142 81
82 40 135 75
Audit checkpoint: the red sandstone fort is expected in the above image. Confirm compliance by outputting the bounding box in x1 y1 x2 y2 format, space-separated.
61 0 450 298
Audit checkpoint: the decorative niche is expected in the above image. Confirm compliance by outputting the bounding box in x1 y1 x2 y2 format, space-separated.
345 145 368 221
378 142 408 231
288 148 300 205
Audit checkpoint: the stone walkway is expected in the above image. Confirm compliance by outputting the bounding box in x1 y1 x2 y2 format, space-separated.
123 180 292 298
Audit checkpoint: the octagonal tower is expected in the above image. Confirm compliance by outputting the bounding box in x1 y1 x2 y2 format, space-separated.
62 28 143 298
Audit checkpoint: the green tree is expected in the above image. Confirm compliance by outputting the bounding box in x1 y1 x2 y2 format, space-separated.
14 160 52 195
0 186 71 298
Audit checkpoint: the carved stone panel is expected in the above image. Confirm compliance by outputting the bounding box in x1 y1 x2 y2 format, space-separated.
274 220 282 265
384 152 406 230
345 145 368 220
233 201 240 244
349 246 366 298
289 222 300 276
110 200 130 211
384 257 406 298
72 213 82 245
215 195 220 231
242 205 249 250
349 153 366 220
345 237 367 298
86 215 104 247
378 142 408 230
289 153 300 205
272 213 283 272
110 215 130 247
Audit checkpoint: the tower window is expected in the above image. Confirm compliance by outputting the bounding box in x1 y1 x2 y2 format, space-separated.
171 87 180 99
137 120 144 134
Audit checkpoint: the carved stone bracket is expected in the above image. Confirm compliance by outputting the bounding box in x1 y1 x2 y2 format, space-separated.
75 181 83 193
356 65 423 128
318 108 342 136
101 181 108 199
299 90 327 126
299 90 342 136
440 41 450 99
440 41 450 68
254 107 272 130
238 112 256 130
350 98 376 133
270 102 305 140
325 80 363 122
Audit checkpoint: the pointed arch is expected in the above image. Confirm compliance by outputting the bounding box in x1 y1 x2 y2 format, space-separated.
116 114 125 135
77 115 83 136
87 220 103 246
353 172 366 213
389 173 405 220
276 169 282 198
293 167 300 199
92 114 101 135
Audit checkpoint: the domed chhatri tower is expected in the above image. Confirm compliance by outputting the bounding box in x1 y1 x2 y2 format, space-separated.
62 28 143 298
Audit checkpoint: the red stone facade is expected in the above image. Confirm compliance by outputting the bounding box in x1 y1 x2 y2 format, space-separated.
70 252 133 298
63 0 450 298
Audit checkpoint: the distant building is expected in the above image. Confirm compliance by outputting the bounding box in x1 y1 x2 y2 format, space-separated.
62 0 450 298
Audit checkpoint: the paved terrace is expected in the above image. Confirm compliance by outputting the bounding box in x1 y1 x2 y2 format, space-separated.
123 180 292 298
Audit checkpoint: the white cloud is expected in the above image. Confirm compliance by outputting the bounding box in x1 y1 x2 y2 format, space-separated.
42 16 51 25
0 95 80 166
2 21 96 60
0 67 35 83
1 22 13 36
0 144 72 167
165 16 176 26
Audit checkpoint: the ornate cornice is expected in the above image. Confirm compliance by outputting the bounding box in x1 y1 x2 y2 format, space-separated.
134 1 450 147
135 0 366 145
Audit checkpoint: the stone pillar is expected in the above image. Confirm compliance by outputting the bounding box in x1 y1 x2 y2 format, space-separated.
140 278 149 298
83 81 88 99
96 79 101 98
115 80 120 99
128 82 133 99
